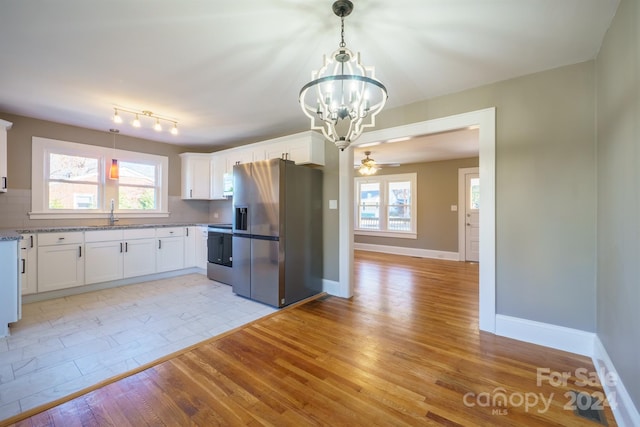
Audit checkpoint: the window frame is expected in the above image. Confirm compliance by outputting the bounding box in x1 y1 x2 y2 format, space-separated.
31 137 169 219
354 172 417 239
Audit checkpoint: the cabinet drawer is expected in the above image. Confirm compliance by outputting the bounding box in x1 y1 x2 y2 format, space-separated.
156 227 184 238
38 231 83 246
85 229 124 243
124 228 156 240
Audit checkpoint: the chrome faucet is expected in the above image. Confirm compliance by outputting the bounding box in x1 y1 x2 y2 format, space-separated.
109 199 119 226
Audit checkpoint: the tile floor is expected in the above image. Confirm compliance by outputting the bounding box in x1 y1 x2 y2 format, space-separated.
0 273 277 422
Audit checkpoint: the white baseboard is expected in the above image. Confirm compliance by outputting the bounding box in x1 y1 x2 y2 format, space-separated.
495 314 640 426
592 336 640 427
322 279 341 297
354 242 459 261
495 314 595 356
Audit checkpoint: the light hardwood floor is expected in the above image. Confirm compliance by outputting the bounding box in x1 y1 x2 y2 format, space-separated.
3 251 616 426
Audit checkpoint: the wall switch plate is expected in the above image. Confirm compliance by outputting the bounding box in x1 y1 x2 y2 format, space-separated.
451 205 457 211
329 200 338 210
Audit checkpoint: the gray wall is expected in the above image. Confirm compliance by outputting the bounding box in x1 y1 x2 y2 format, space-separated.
596 0 640 408
376 61 597 331
0 112 211 228
355 157 479 253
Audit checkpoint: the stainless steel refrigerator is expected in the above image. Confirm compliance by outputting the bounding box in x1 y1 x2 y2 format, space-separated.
231 158 323 307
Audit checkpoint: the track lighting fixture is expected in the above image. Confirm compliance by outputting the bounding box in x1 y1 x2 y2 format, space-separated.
112 108 178 135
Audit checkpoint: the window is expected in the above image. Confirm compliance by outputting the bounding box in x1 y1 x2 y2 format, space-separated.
355 173 417 238
47 152 100 210
31 137 169 219
118 161 157 210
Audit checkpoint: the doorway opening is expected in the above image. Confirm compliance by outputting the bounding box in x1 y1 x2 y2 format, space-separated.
339 108 496 332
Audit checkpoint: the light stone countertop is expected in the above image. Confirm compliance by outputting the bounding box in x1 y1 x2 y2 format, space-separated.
0 223 214 238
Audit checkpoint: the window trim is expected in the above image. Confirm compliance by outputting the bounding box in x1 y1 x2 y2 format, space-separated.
31 137 169 219
354 172 417 239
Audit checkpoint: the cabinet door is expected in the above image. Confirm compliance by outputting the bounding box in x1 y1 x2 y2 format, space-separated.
123 238 156 278
0 120 9 193
37 244 84 292
210 155 226 199
225 149 254 173
157 236 184 272
85 241 124 284
20 234 37 295
0 240 20 336
264 141 288 161
195 226 208 269
183 226 196 268
181 155 211 199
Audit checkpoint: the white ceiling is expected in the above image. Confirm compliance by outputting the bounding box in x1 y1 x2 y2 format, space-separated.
0 0 619 153
353 127 480 167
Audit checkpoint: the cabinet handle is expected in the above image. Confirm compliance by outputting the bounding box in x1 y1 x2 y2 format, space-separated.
190 189 193 198
58 237 65 241
30 235 34 248
78 246 82 258
186 228 189 237
125 242 128 252
21 259 25 274
1 177 6 190
159 239 162 249
120 242 123 253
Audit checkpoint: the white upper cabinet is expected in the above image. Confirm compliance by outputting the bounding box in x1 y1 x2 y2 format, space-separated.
180 153 212 200
225 148 254 172
0 119 13 193
210 154 227 200
253 131 325 166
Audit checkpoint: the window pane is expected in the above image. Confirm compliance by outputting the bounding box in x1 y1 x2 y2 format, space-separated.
470 177 480 209
49 153 98 182
359 182 380 229
48 182 98 209
388 181 411 231
119 186 156 210
118 161 156 186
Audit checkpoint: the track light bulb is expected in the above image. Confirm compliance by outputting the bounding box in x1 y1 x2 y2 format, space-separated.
154 119 162 132
132 114 141 128
113 109 123 124
170 123 178 135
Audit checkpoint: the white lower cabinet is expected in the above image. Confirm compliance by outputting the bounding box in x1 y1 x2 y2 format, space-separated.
19 234 37 295
85 230 124 285
156 227 184 273
195 226 208 269
123 237 156 278
37 232 84 292
184 226 196 268
0 239 20 337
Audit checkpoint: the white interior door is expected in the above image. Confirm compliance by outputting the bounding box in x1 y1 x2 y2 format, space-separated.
465 172 480 262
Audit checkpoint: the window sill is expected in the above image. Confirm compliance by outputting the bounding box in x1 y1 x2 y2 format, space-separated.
354 230 417 239
28 211 170 220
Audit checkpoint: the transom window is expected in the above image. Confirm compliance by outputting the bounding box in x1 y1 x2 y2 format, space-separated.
31 137 169 219
355 173 417 238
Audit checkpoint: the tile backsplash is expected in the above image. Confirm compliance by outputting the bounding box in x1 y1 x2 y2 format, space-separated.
0 189 219 229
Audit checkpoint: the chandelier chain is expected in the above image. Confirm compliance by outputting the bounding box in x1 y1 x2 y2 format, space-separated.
340 15 346 48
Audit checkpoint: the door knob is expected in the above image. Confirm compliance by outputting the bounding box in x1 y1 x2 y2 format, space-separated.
466 223 471 226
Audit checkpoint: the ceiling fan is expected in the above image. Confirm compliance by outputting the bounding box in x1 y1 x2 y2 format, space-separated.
356 151 399 175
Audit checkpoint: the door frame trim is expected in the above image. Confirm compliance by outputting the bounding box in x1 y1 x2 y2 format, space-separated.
458 167 480 262
341 107 496 333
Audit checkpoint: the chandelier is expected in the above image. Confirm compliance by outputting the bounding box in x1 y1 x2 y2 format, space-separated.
112 107 179 135
358 151 379 175
299 0 388 151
